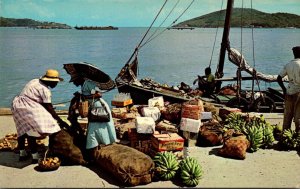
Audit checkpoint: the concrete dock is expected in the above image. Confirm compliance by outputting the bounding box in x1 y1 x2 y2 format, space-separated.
0 108 299 188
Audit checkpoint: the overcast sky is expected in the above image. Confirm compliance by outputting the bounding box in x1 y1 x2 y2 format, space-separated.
1 0 300 27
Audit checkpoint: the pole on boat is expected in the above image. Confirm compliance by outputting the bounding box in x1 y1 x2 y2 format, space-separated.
215 0 234 92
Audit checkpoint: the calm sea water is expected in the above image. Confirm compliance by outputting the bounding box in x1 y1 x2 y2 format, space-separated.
0 27 299 109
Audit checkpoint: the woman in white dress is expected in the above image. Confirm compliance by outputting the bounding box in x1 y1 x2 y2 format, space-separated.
11 69 69 163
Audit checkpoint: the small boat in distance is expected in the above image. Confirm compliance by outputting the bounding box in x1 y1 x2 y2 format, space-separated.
74 26 118 30
167 26 195 30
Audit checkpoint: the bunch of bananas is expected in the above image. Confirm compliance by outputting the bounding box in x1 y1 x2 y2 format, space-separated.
261 122 275 149
244 124 264 152
281 129 300 150
153 151 179 180
179 157 203 186
225 113 275 152
224 113 246 132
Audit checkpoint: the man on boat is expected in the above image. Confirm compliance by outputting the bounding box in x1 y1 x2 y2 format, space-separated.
193 67 216 97
277 46 300 133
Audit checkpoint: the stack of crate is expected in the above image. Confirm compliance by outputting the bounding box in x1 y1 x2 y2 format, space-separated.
179 99 204 133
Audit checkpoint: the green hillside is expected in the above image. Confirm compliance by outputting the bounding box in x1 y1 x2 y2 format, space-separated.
176 8 300 28
0 17 72 29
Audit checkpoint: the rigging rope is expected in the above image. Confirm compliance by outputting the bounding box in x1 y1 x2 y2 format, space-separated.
250 0 261 94
209 0 225 68
140 0 195 48
124 0 168 66
141 0 180 48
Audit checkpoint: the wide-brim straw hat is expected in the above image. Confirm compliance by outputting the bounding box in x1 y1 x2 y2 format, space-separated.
40 69 64 82
292 46 300 53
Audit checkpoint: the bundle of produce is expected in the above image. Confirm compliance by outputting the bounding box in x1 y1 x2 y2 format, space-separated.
49 129 87 165
94 143 155 186
197 122 224 147
153 151 179 180
224 113 248 132
218 129 250 160
224 113 275 152
281 129 300 151
160 103 182 124
0 133 18 151
243 116 275 152
179 157 203 186
243 125 263 152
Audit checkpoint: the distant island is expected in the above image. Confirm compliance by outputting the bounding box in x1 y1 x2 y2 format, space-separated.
1 8 300 29
74 26 118 30
0 17 72 29
175 8 300 28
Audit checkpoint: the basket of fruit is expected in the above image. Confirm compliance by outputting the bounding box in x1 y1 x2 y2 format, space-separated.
38 150 61 171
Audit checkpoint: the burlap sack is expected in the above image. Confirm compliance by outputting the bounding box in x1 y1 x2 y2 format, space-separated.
197 123 224 146
49 129 87 165
94 143 155 186
218 135 250 160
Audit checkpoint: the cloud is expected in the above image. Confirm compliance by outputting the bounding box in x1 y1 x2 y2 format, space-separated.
2 0 55 20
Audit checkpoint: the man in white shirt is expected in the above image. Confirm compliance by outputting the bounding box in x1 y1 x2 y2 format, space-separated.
277 46 300 133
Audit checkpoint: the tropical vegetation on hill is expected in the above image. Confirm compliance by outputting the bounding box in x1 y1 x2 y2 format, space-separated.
0 17 71 29
176 8 300 28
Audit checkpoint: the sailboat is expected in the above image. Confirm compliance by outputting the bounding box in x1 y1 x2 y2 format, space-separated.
115 0 286 112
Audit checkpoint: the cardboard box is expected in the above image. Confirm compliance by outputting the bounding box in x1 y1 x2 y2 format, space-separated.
141 107 161 121
148 96 164 107
136 117 156 134
200 112 213 120
128 128 157 155
181 104 201 120
151 133 184 152
115 122 136 140
184 99 204 112
180 117 201 133
111 99 133 107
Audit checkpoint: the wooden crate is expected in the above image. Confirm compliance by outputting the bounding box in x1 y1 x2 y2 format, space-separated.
151 133 184 152
111 99 133 107
128 128 154 154
181 104 201 120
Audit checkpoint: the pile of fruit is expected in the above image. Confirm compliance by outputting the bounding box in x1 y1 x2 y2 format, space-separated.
153 151 179 180
179 157 203 186
0 133 18 151
153 151 203 186
281 129 300 151
224 113 275 152
38 156 61 171
38 144 60 171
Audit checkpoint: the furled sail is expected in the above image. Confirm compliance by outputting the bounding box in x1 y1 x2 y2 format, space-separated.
228 48 288 82
115 56 143 86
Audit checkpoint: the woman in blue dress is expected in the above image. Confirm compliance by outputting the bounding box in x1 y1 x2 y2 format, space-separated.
71 76 117 162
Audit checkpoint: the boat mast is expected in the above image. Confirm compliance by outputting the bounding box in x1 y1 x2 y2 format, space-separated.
215 0 234 91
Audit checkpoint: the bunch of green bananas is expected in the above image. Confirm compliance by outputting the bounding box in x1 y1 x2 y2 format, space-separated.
224 113 246 132
179 157 203 186
153 151 179 180
225 113 275 152
281 129 300 150
244 124 264 152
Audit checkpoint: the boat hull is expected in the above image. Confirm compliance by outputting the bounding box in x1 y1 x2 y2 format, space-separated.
117 83 190 105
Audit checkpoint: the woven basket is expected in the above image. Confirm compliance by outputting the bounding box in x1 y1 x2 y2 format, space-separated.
38 149 61 171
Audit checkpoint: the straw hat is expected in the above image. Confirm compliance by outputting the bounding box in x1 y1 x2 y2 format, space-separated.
292 46 300 53
40 69 64 82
